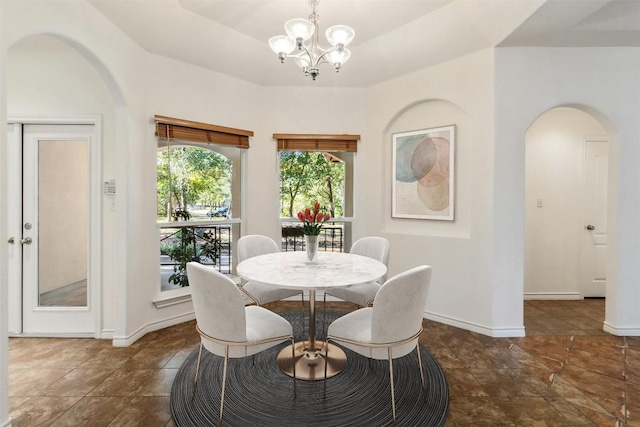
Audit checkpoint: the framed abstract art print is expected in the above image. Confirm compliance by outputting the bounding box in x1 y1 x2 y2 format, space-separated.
392 125 455 220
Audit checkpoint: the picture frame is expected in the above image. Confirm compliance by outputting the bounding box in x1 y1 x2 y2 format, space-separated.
392 125 455 220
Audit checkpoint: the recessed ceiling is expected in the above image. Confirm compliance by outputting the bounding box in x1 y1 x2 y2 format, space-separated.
499 0 640 47
88 0 640 87
177 0 453 47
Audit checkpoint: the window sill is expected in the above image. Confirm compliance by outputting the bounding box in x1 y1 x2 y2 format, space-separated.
153 287 192 308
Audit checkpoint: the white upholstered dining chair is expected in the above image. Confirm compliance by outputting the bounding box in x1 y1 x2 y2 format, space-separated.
324 236 391 307
325 265 432 424
322 236 390 331
186 262 296 427
237 235 305 310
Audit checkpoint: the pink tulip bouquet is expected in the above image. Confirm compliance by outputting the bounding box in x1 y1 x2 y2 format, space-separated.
296 201 331 235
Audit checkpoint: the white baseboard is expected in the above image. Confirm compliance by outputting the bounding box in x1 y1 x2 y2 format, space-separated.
10 330 113 339
524 292 581 300
114 293 333 347
9 332 94 338
1 416 12 427
111 301 532 347
100 329 115 340
424 310 525 338
603 321 640 336
112 312 196 347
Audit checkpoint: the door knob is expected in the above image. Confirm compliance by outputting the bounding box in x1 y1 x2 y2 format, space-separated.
8 237 15 244
585 225 595 231
21 237 32 244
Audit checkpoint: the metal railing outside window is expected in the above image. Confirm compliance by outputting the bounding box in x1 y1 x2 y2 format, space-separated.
159 220 239 292
159 218 351 292
280 219 351 253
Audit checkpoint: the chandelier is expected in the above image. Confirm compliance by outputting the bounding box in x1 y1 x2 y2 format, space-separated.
268 0 355 81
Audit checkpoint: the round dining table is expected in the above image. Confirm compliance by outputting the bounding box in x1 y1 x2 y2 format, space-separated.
236 250 387 380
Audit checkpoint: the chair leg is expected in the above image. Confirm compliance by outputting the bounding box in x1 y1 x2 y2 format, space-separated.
416 344 427 400
192 342 203 400
219 346 229 427
388 347 396 425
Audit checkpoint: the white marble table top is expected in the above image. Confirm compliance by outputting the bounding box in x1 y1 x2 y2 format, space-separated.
236 251 387 291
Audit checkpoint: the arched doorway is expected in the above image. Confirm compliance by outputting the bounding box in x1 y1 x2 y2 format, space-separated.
5 34 121 336
524 106 614 327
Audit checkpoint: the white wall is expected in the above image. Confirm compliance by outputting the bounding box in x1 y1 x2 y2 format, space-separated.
2 0 145 351
131 55 367 343
1 0 513 352
525 107 607 298
0 0 525 355
7 34 119 334
1 1 369 352
363 49 510 335
495 47 640 335
146 56 366 244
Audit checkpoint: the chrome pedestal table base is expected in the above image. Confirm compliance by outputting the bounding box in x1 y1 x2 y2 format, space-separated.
277 340 346 380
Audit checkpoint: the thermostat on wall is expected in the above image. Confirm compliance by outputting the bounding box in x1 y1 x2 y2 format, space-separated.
104 180 116 195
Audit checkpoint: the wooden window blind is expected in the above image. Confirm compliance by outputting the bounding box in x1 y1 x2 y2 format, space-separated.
155 115 253 149
274 133 360 152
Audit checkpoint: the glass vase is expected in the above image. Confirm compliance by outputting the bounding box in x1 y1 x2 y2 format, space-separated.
304 234 319 263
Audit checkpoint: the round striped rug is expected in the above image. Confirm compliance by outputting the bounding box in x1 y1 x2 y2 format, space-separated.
171 310 449 426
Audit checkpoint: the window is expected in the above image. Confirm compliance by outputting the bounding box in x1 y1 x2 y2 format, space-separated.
157 146 231 222
156 116 252 293
275 134 359 253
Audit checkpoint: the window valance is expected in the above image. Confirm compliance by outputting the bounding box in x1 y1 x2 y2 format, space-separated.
274 133 360 152
155 115 253 149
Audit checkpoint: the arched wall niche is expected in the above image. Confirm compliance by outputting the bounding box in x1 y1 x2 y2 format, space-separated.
374 96 500 337
381 98 472 239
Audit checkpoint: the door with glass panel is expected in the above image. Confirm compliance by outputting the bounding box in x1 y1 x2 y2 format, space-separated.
18 124 95 335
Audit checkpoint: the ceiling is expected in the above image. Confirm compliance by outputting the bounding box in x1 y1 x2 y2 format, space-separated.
88 0 640 87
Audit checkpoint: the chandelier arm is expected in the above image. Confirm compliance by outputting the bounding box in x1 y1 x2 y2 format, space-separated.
289 47 316 66
314 48 337 66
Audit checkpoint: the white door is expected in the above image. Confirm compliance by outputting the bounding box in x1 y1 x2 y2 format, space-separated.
580 140 608 298
16 123 97 335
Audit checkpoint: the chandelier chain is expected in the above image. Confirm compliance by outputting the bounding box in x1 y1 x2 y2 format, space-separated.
309 0 319 25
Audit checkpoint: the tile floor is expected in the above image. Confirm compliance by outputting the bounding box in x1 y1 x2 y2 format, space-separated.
7 298 639 426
